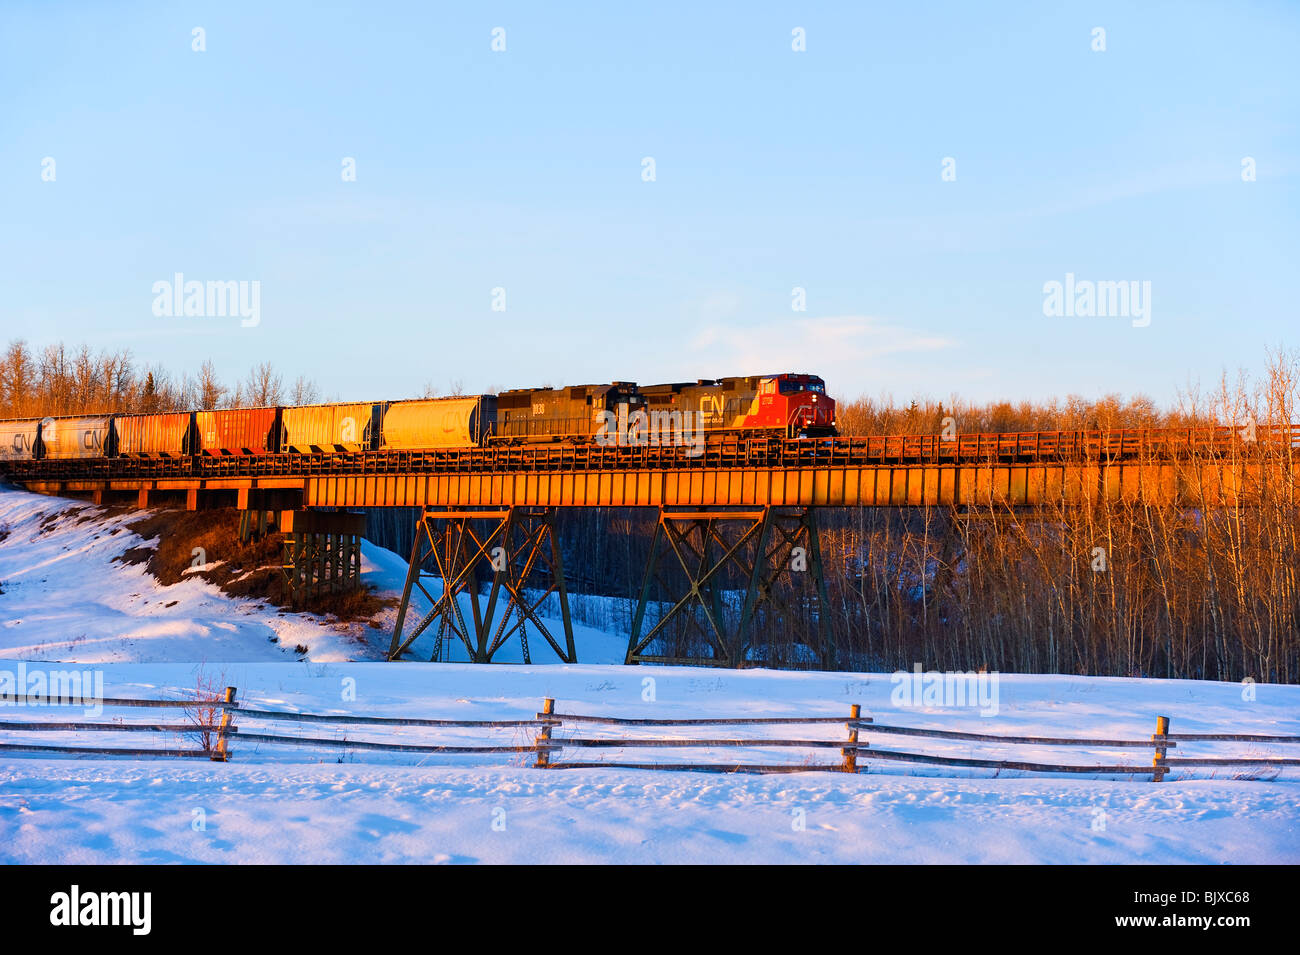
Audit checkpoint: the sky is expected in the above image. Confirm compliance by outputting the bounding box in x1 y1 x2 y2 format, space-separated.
1 1 1297 407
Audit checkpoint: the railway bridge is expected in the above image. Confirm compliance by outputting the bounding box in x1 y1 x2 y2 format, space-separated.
4 426 1296 668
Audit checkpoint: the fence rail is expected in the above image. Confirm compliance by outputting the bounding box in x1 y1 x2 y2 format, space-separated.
2 694 210 709
0 688 559 762
0 720 226 732
228 732 549 755
0 742 216 758
1 689 1297 781
532 702 1298 781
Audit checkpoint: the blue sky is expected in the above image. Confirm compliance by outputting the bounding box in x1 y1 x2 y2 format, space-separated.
1 1 1296 406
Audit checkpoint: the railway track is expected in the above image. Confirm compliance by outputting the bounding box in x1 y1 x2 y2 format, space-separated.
2 424 1296 484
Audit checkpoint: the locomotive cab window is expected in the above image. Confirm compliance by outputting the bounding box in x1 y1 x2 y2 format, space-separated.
779 379 826 395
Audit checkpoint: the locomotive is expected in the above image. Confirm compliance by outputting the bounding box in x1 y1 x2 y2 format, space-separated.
640 373 834 438
0 372 835 460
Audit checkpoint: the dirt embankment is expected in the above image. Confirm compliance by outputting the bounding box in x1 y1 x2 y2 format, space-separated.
115 508 394 621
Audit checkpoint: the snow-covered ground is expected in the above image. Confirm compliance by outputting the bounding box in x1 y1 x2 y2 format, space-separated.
1 485 1297 864
0 486 628 665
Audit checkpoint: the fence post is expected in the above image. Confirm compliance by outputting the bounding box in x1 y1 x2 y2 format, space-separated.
535 697 555 768
212 686 236 762
842 704 860 773
1151 714 1170 782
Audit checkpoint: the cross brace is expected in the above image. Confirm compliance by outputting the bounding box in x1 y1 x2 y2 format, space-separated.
625 506 834 668
387 507 576 664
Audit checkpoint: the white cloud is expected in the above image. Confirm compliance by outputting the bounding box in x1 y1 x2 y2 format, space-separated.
687 315 955 387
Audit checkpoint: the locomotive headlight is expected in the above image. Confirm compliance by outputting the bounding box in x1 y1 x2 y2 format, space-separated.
812 396 818 402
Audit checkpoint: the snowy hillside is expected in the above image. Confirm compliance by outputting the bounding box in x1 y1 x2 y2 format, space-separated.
0 486 628 665
1 486 1297 864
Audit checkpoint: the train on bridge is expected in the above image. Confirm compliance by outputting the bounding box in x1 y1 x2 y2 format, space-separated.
0 372 836 461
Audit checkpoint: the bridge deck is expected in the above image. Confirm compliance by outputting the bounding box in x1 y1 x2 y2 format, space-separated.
3 426 1295 509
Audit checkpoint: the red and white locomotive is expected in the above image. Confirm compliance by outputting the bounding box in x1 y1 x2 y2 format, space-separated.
640 373 835 439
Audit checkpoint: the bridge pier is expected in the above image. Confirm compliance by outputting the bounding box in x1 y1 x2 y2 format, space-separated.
237 508 270 542
387 506 575 664
625 506 834 669
278 510 366 608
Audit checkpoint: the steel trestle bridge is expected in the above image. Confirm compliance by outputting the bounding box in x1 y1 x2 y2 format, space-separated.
5 425 1297 668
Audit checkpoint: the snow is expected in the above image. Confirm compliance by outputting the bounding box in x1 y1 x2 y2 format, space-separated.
0 485 626 665
0 485 1297 864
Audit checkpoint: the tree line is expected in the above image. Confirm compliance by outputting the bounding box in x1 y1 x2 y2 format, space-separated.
0 340 320 418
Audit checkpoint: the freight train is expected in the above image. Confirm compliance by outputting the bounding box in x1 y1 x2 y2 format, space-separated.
0 373 836 461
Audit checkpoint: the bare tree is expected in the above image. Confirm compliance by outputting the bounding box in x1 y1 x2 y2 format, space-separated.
240 361 283 407
289 375 320 405
196 359 226 411
0 340 36 417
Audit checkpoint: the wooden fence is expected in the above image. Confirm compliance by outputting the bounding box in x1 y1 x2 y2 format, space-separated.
2 690 1298 782
0 689 551 761
535 703 1300 780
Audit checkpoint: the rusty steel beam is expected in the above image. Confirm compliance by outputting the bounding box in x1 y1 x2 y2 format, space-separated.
277 509 366 535
8 457 1296 509
298 461 1295 509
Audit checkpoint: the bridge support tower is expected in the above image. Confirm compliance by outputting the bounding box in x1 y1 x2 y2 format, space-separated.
387 507 576 664
625 506 835 669
277 510 366 609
